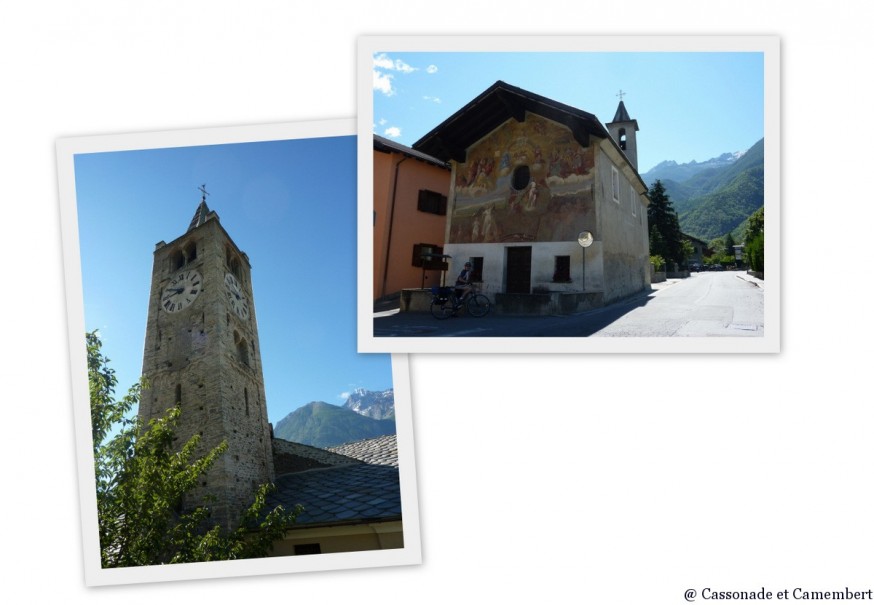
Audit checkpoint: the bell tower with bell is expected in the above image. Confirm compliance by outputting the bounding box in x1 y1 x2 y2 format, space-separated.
606 90 640 171
139 186 275 530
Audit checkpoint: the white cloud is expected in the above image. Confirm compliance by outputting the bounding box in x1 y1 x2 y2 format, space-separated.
373 53 394 70
373 52 417 74
394 58 416 74
339 391 351 400
423 95 441 104
426 65 438 74
373 69 394 96
378 118 387 126
384 126 401 138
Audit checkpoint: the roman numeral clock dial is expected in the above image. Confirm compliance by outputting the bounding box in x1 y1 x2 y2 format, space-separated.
161 269 202 313
224 272 250 320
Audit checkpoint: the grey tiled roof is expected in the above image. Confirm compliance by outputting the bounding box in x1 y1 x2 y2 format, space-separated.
269 464 402 526
327 434 398 467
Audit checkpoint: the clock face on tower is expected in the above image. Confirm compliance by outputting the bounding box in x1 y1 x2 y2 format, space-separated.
224 272 250 320
161 269 202 313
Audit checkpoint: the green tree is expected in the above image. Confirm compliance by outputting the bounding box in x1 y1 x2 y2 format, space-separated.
744 207 764 273
680 240 695 266
744 207 764 244
724 232 736 257
647 180 684 267
87 331 298 568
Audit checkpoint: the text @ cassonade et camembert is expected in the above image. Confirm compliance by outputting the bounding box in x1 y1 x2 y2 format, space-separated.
684 587 873 601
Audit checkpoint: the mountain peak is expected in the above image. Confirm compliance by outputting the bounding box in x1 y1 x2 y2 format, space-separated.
273 397 396 448
344 388 395 420
642 146 751 187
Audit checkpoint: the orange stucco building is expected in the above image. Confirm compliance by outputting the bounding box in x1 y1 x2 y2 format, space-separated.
373 135 451 300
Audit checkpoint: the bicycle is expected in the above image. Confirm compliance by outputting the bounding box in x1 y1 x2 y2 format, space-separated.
429 283 491 320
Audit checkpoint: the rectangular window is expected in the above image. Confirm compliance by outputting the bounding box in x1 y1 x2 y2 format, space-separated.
611 166 620 203
553 256 571 282
412 243 447 270
294 543 322 555
417 189 447 215
470 256 484 282
631 191 637 217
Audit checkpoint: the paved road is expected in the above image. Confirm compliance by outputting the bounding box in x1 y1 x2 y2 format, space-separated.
372 271 764 338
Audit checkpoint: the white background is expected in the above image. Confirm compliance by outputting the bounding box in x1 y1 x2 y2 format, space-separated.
3 1 872 603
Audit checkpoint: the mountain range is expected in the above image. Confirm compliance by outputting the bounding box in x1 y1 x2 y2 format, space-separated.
641 138 764 242
272 388 395 448
643 150 746 186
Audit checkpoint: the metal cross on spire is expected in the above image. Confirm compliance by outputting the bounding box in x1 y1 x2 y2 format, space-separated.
616 89 627 101
198 183 210 203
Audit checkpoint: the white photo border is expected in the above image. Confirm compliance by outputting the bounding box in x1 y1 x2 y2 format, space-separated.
357 35 780 354
57 119 421 586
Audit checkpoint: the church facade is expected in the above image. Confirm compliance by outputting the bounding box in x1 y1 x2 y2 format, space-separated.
412 81 651 308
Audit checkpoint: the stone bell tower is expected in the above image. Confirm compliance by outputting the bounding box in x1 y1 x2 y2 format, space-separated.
139 187 274 530
606 91 640 171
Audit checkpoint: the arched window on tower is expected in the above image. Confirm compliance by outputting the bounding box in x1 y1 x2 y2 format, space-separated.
170 240 198 272
170 250 185 271
183 241 197 263
234 330 249 367
618 127 627 151
226 247 242 281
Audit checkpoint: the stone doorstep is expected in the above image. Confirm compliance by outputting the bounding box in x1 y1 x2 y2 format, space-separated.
398 288 605 316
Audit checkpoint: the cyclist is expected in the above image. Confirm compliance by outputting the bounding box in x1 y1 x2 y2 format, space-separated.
455 261 474 303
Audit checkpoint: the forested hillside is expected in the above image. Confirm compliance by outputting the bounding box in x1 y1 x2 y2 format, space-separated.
645 138 765 242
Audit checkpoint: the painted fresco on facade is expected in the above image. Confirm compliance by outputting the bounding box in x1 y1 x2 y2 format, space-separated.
450 114 596 244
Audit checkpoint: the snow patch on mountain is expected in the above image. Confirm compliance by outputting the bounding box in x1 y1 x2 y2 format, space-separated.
343 388 395 420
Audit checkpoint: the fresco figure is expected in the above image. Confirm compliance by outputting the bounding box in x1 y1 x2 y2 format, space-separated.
471 213 481 242
509 191 522 214
499 151 511 175
548 149 562 178
525 181 539 211
481 204 499 243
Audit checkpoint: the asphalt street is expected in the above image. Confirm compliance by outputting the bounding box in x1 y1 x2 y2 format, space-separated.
372 271 765 338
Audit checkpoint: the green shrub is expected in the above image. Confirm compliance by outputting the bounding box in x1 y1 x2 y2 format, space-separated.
746 233 764 273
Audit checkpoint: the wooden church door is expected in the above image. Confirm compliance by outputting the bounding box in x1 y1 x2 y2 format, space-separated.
506 246 532 294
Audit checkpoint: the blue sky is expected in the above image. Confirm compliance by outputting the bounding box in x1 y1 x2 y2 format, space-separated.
74 135 392 423
372 51 764 174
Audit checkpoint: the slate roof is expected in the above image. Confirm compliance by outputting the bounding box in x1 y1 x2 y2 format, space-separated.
412 80 613 164
272 438 361 474
269 463 402 526
187 200 212 231
611 100 633 123
328 434 398 467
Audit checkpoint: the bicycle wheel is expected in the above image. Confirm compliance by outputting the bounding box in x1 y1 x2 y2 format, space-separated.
430 299 454 320
466 294 491 317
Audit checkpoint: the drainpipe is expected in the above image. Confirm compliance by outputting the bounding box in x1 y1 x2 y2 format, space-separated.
381 156 409 298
